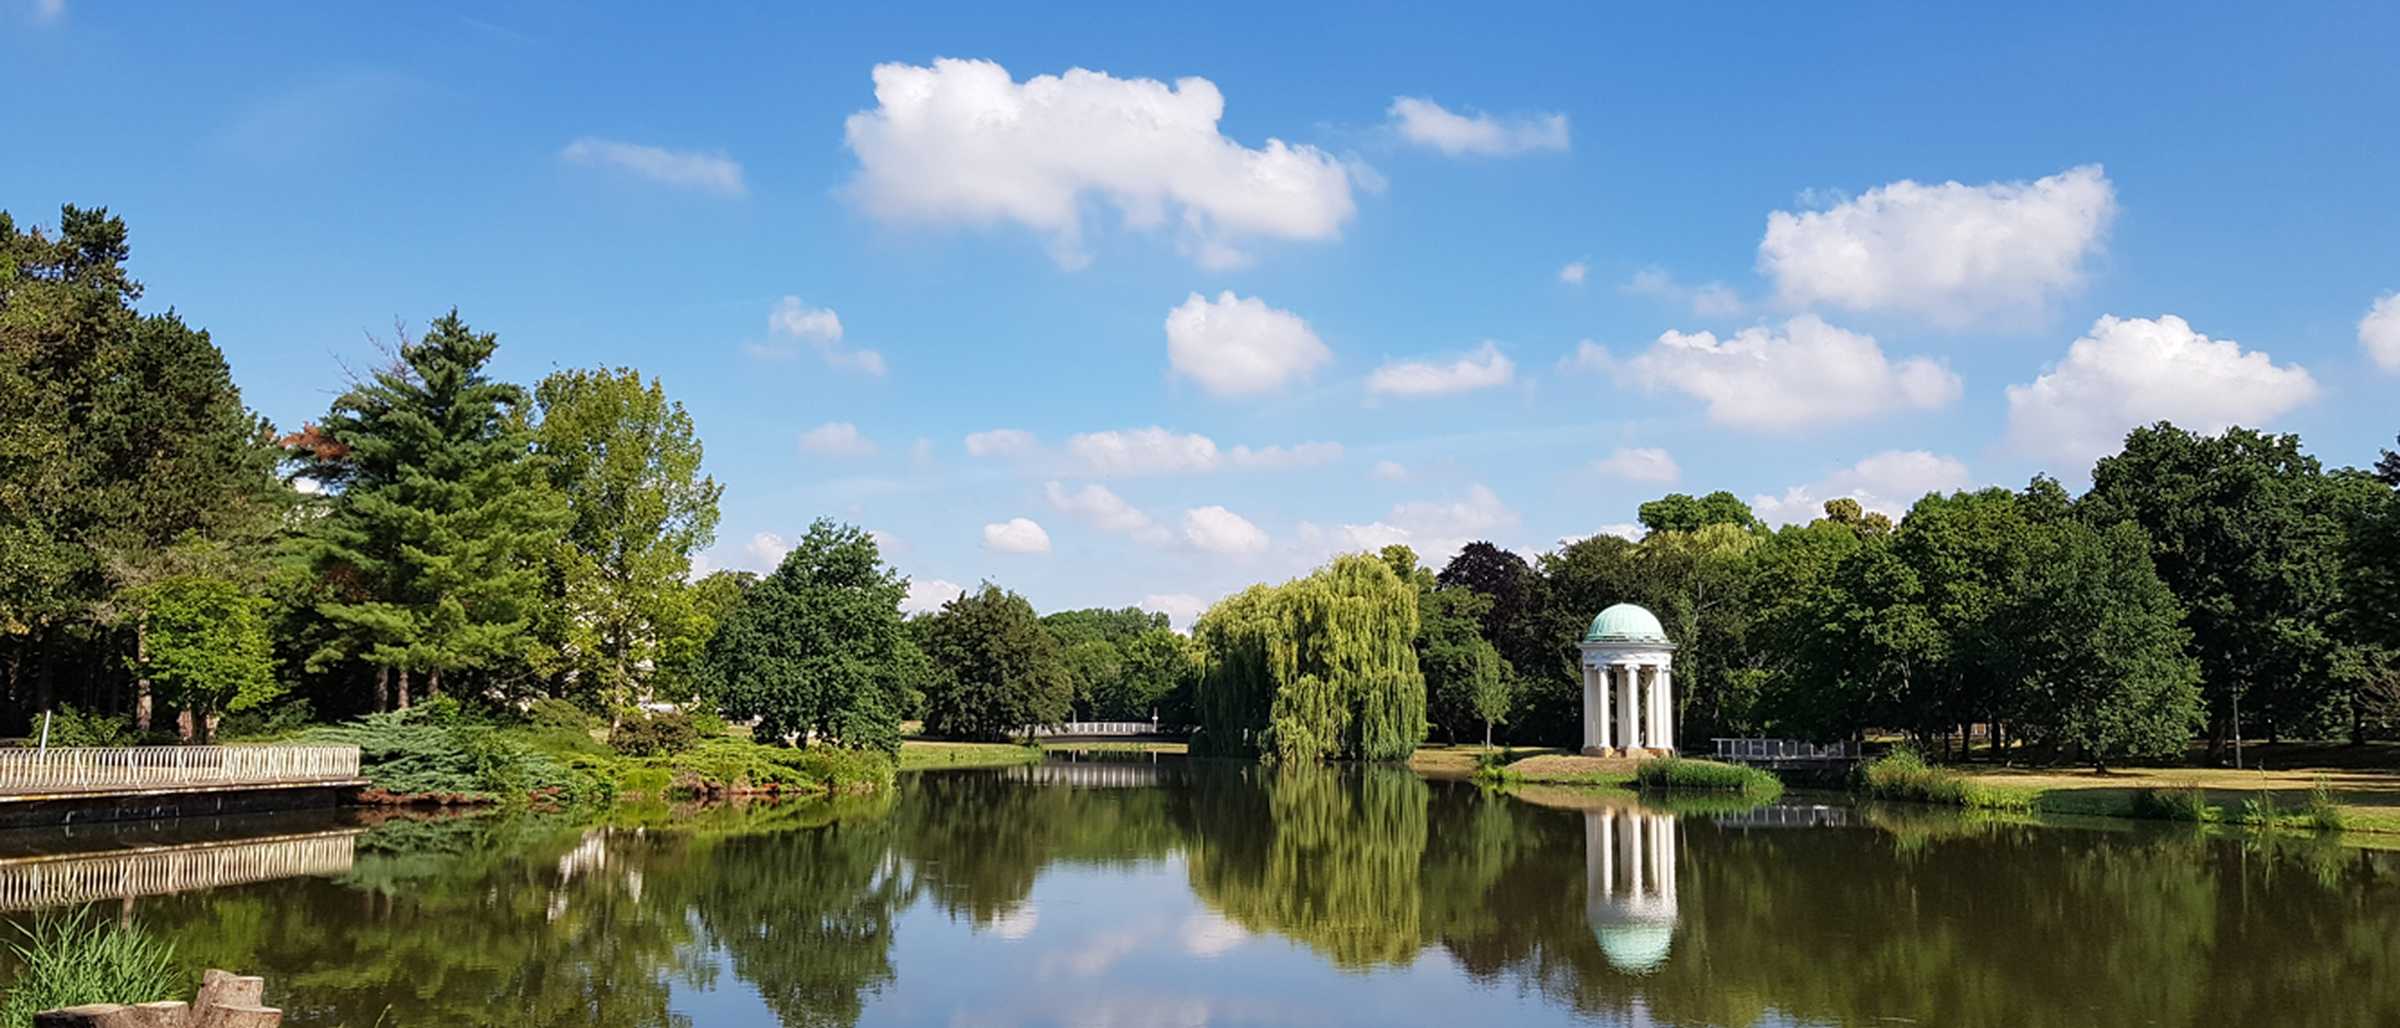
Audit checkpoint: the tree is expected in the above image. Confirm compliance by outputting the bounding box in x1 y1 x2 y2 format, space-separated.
1418 586 1500 743
918 584 1073 740
2015 521 2202 767
1527 533 1642 745
1118 628 1198 726
1636 491 1763 536
699 520 912 752
1747 507 1876 737
1196 554 1426 763
1435 542 1553 696
129 575 280 743
1630 522 1760 738
1468 646 1513 749
531 367 722 711
286 312 566 710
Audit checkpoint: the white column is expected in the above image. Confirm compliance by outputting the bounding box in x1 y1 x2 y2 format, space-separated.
1657 815 1677 906
1655 665 1675 754
1588 811 1615 899
1616 809 1639 893
1579 665 1601 752
1615 663 1640 750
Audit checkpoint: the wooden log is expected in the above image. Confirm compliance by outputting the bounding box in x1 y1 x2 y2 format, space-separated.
34 1006 139 1028
190 971 264 1019
191 1006 279 1028
126 1002 191 1028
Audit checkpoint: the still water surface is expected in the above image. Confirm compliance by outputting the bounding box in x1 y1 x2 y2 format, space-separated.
3 759 2396 1027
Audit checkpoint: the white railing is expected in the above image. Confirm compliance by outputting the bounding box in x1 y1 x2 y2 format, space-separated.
1031 721 1166 738
0 831 361 911
0 746 362 794
1710 738 1858 763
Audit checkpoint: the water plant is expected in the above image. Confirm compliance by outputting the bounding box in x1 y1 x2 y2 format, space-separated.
0 908 183 1028
2303 777 2346 833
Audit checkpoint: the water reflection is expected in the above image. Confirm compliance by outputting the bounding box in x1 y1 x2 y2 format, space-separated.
0 764 2395 1027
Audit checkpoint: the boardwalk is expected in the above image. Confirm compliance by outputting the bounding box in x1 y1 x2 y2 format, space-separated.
0 746 362 796
1029 721 1172 739
0 828 363 912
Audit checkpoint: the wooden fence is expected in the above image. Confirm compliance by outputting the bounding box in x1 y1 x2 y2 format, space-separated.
0 746 362 794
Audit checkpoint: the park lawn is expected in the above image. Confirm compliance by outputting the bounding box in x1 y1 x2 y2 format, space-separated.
898 739 1044 771
1960 763 2400 835
1408 743 1570 778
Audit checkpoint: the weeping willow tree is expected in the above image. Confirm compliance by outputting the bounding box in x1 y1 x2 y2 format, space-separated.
1193 554 1427 762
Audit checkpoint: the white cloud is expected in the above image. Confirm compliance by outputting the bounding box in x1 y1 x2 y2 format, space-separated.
1228 442 1342 470
1759 164 2115 327
799 421 877 457
1164 291 1332 396
965 428 1039 458
2005 314 2320 469
560 137 746 196
1063 428 1336 476
902 578 966 614
1593 447 1680 483
982 517 1053 554
1366 342 1515 397
1751 451 1973 527
1595 524 1645 543
1371 460 1408 481
1301 484 1518 566
1623 267 1743 318
1618 316 1961 430
1140 593 1209 632
842 58 1355 268
1044 481 1169 545
911 437 937 466
1182 506 1270 555
2361 293 2400 372
1387 97 1570 157
1559 339 1613 375
1558 261 1588 286
744 532 790 571
758 297 886 376
1181 911 1252 958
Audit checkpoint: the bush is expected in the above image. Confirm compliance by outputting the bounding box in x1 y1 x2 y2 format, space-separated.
302 706 608 805
216 698 316 741
36 704 136 747
1853 749 2027 810
2130 782 2212 822
0 909 183 1028
1636 758 1784 802
2303 778 2346 833
526 698 598 732
610 709 700 757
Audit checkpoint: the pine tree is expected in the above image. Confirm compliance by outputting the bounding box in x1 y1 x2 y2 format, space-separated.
288 311 564 709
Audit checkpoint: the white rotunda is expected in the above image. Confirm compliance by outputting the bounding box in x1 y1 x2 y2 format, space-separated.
1577 603 1676 756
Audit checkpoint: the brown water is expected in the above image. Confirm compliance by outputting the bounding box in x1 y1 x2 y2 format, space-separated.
3 759 2396 1027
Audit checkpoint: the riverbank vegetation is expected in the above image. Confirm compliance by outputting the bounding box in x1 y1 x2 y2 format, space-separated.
0 909 181 1028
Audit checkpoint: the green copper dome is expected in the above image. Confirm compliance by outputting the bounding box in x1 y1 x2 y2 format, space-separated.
1582 603 1671 646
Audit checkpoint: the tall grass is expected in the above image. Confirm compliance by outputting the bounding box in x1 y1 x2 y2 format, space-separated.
1853 750 2030 811
1635 758 1784 802
2303 778 2347 833
0 908 183 1028
2129 781 2213 822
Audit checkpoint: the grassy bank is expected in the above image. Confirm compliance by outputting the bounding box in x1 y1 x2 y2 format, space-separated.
1634 757 1785 802
1861 751 2400 834
898 740 1044 771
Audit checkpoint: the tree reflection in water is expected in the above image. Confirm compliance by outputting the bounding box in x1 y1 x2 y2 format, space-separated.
16 763 2397 1027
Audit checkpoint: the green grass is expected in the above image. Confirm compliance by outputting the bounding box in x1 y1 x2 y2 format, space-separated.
1635 757 1786 802
0 908 184 1028
1855 751 2035 811
898 739 1045 771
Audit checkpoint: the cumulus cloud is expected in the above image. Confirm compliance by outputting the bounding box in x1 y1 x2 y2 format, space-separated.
1141 593 1209 631
2361 293 2400 372
1065 428 1337 475
800 421 877 457
1558 339 1613 375
1594 447 1680 483
1181 506 1270 555
1164 291 1332 396
1759 164 2115 327
1366 342 1515 398
842 58 1355 268
560 137 746 196
1387 97 1570 157
1618 316 1961 430
754 298 886 375
1751 451 1973 527
1371 460 1408 481
1300 484 1518 566
902 578 966 614
1045 481 1169 544
1558 261 1588 286
744 532 790 571
2005 314 2320 469
982 517 1052 554
965 428 1039 458
1623 267 1743 318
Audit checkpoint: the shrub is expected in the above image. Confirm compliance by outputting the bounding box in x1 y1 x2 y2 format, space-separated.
526 697 597 732
36 704 136 747
1636 758 1784 802
2241 792 2284 829
2130 782 2211 822
1852 749 2029 810
216 698 317 741
2303 778 2346 833
0 909 183 1028
302 706 608 805
610 710 700 757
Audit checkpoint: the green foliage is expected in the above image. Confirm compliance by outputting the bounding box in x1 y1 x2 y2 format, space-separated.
609 709 699 757
2304 777 2347 832
531 367 722 710
1636 490 1763 535
0 908 183 1028
526 696 598 732
2130 782 2212 822
919 584 1073 740
2015 520 2203 765
2241 792 2284 829
302 705 608 804
1197 554 1427 762
33 703 136 747
213 698 316 741
132 574 282 734
1419 586 1500 743
1852 750 2027 810
699 519 912 753
1634 757 1785 801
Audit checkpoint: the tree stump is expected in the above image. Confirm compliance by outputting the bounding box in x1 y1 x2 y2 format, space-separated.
34 970 280 1028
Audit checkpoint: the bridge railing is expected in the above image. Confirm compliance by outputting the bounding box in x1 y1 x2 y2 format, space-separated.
0 830 363 911
0 746 362 794
1710 738 1857 763
1029 721 1166 738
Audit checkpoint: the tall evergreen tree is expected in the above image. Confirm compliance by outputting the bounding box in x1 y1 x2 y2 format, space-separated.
531 367 722 711
286 311 565 710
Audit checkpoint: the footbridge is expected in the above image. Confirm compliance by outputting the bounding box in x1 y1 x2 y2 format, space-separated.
0 746 366 828
0 826 364 912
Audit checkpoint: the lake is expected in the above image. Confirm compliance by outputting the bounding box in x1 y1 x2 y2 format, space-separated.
3 758 2396 1027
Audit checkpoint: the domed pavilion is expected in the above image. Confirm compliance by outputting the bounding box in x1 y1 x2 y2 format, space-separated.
1577 603 1677 756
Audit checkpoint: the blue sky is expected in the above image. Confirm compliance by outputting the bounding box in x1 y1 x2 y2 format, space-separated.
6 2 2396 625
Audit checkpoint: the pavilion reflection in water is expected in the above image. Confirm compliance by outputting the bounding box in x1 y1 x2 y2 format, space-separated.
1585 805 1679 974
